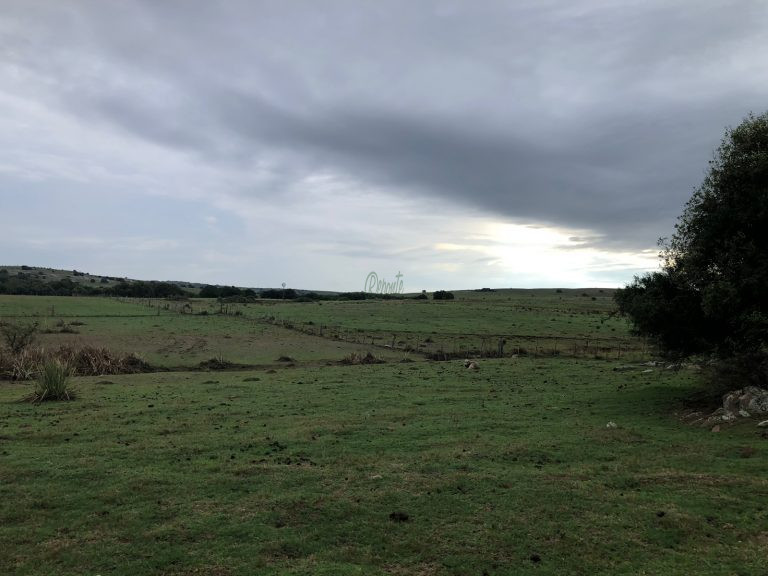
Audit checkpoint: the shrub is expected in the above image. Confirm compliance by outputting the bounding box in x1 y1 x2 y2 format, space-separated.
0 321 38 354
433 290 455 300
199 356 234 370
30 359 74 402
340 351 385 365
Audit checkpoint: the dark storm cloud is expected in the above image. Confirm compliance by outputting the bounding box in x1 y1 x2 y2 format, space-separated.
5 0 768 251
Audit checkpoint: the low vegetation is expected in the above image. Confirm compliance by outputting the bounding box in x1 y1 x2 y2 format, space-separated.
339 350 385 364
0 339 151 381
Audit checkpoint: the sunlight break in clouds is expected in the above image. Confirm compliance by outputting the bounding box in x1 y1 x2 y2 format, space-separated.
434 222 660 289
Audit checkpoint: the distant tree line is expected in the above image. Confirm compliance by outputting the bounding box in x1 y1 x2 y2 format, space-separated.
199 285 258 298
110 281 186 298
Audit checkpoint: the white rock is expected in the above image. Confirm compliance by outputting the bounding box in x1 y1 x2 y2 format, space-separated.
758 420 768 428
606 421 617 429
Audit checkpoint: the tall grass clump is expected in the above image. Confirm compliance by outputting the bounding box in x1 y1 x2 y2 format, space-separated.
29 360 74 402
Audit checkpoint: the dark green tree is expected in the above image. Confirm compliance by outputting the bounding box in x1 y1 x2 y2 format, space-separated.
616 112 768 368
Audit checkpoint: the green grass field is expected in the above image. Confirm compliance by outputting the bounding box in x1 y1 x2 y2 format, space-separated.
183 289 644 360
1 295 766 575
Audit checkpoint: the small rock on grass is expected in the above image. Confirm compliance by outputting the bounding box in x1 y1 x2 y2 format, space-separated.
758 420 768 428
606 421 617 429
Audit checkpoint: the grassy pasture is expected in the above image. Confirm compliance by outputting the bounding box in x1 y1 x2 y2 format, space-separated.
210 289 644 359
1 294 766 575
0 295 156 318
1 296 404 368
33 315 402 368
225 289 623 339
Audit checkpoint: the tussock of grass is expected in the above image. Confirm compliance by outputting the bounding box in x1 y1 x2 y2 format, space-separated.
0 346 43 380
28 359 74 402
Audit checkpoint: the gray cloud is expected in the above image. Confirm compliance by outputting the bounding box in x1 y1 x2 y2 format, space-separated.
3 0 768 269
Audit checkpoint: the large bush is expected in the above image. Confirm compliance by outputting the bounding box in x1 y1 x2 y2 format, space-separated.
616 112 768 373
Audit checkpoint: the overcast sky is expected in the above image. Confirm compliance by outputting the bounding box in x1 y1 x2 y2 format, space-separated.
2 1 767 291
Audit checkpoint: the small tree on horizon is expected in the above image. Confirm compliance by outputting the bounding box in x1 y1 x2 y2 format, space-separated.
433 290 455 300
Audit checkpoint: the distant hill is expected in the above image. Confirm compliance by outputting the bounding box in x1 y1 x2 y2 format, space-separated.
0 265 338 298
0 266 198 297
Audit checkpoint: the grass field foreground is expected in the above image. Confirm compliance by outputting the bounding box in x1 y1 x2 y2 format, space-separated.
1 359 766 575
1 294 766 575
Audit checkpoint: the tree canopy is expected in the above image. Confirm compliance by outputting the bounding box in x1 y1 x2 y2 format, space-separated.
616 112 768 365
